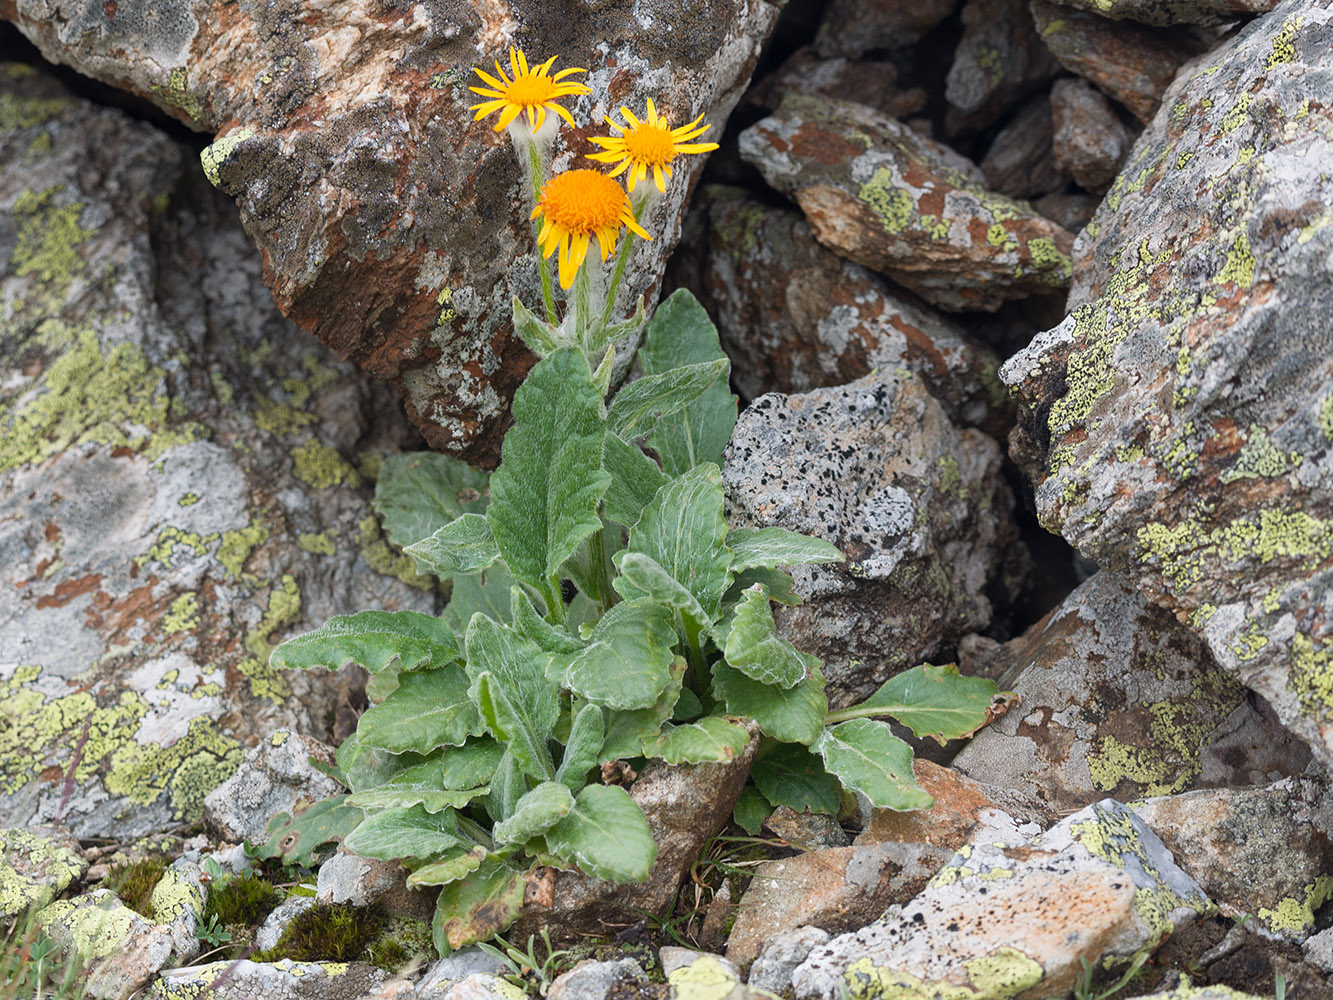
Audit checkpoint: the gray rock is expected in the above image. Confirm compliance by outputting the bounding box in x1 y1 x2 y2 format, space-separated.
149 858 206 961
1304 926 1333 972
0 827 85 919
721 369 1019 706
946 0 1059 134
980 94 1069 199
1002 0 1333 769
417 949 509 994
1042 0 1276 24
662 947 741 978
254 895 317 953
315 849 435 921
204 731 343 844
149 960 386 1000
790 800 1211 1000
38 889 175 1000
749 49 928 122
763 806 850 851
547 958 647 1000
0 63 435 839
952 572 1306 813
815 0 959 54
747 927 830 996
1051 77 1132 192
1034 192 1101 234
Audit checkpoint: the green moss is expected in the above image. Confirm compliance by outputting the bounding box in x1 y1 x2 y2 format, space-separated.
204 873 281 927
367 916 433 971
105 858 166 919
858 170 915 235
252 903 385 963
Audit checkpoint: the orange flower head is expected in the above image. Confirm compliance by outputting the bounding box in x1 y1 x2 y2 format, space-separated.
530 170 652 289
469 47 591 133
587 99 719 193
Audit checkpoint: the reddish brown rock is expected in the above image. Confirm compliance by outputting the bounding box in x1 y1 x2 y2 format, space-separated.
980 93 1069 199
1032 0 1215 123
1050 77 1132 192
738 94 1076 312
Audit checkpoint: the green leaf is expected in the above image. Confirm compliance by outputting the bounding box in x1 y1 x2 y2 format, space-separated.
404 514 501 577
443 565 515 631
728 527 844 571
814 720 932 811
602 433 668 529
407 844 488 888
750 742 841 815
511 587 583 654
834 664 1002 744
711 659 827 745
545 785 657 882
487 349 611 592
374 451 491 551
600 658 685 762
645 716 750 764
356 668 486 755
249 795 362 866
612 551 710 631
465 614 560 739
346 755 488 813
622 464 733 620
343 805 462 862
726 567 802 607
493 781 576 845
438 738 507 789
433 856 526 951
474 672 554 781
733 785 772 836
723 585 819 690
337 732 427 792
486 750 526 824
562 600 678 710
640 289 738 476
555 702 604 791
512 296 561 358
607 358 729 441
270 611 459 674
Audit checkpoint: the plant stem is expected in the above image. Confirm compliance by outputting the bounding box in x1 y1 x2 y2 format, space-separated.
600 230 635 328
588 526 617 613
543 576 567 627
527 142 557 324
572 259 594 356
822 705 901 726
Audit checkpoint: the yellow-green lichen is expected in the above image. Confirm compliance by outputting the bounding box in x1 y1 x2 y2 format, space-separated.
1264 14 1305 70
0 92 74 133
1220 426 1300 483
1319 394 1333 441
142 527 216 570
1290 631 1333 722
357 516 435 590
10 185 94 310
152 68 204 123
1214 227 1255 288
1219 93 1251 136
858 170 915 235
162 592 200 635
177 492 200 506
38 892 143 962
291 439 361 490
1027 237 1072 280
963 949 1043 998
0 829 84 916
148 864 204 929
217 517 269 582
667 955 742 1000
297 531 336 556
237 574 301 703
200 128 255 188
103 715 242 819
1256 874 1333 938
840 954 1041 1000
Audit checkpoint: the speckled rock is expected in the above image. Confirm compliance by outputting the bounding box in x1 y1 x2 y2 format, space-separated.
1132 776 1333 942
1002 0 1333 769
149 858 206 961
946 0 1059 134
254 895 317 953
1304 926 1333 971
745 48 928 123
763 805 850 851
664 950 779 999
149 959 387 1000
738 94 1075 312
980 94 1069 200
1033 191 1101 233
0 65 435 839
38 889 176 1000
204 731 343 844
507 730 758 944
1051 77 1132 192
315 848 436 921
438 975 527 1000
815 0 959 55
1042 0 1276 24
721 368 1020 706
747 927 830 997
2 3 778 465
952 573 1306 813
547 958 647 1000
686 187 1010 436
0 827 85 918
1030 1 1215 123
790 800 1212 1000
1124 989 1271 1000
726 841 955 971
417 948 509 994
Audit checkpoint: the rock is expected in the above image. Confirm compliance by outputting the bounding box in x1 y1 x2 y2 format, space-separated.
315 849 435 921
980 94 1069 200
439 975 527 1000
748 48 928 122
747 927 830 997
1132 776 1333 942
738 94 1076 312
790 800 1212 1000
149 959 386 1000
38 889 175 1000
1001 0 1333 768
1304 926 1333 972
1031 1 1216 123
1033 191 1101 233
507 731 758 943
3 4 778 465
721 368 1019 706
952 573 1306 813
547 958 646 1000
1123 989 1271 1000
0 827 85 918
664 951 778 999
149 858 206 961
725 841 954 971
946 0 1060 134
1050 77 1132 192
1040 0 1276 24
254 895 317 953
0 63 435 838
686 188 1010 436
763 806 850 851
662 947 741 978
418 948 509 994
204 731 344 845
815 0 960 55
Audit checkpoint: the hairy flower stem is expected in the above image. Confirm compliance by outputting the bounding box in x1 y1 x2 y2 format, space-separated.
572 260 595 355
600 195 647 327
588 526 617 613
527 142 558 324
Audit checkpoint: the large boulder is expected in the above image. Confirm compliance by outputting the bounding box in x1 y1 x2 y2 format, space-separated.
0 64 434 838
1002 0 1333 767
1 0 779 464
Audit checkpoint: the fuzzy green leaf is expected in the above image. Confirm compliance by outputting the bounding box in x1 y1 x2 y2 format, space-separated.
640 290 738 476
545 785 657 882
607 358 729 440
556 702 604 791
512 296 561 358
405 514 500 577
486 349 611 592
474 672 554 782
645 716 750 764
562 600 678 710
464 614 560 739
250 795 362 866
270 611 459 674
493 781 575 845
710 659 827 745
814 720 933 811
750 742 841 816
726 567 802 607
600 658 686 761
356 668 485 755
612 551 710 630
732 785 773 836
443 565 515 631
407 844 488 888
346 759 488 814
723 585 818 690
433 856 526 951
374 452 491 552
728 527 844 571
486 750 526 825
511 587 584 654
343 805 461 862
602 432 668 529
337 732 426 792
838 664 1002 744
437 738 506 790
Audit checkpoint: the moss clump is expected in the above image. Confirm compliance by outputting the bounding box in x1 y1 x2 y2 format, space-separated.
204 873 282 928
105 857 167 919
367 916 433 972
252 903 385 963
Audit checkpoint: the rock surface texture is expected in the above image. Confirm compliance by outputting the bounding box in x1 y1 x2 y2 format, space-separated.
0 0 778 464
1003 0 1333 769
0 65 434 838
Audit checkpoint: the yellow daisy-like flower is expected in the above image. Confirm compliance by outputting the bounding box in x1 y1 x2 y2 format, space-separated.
587 99 720 193
469 47 591 133
530 170 652 289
